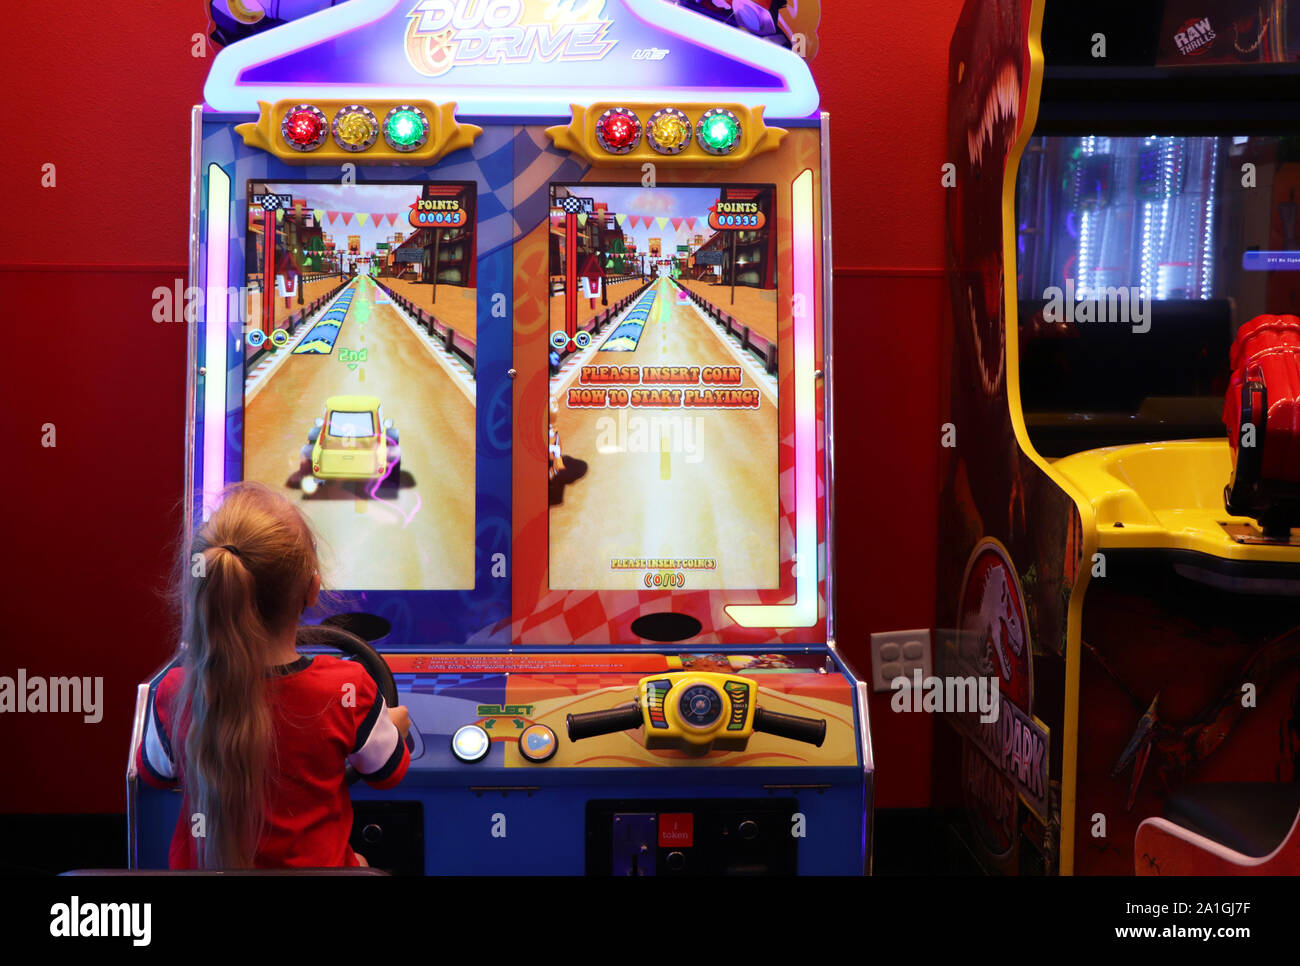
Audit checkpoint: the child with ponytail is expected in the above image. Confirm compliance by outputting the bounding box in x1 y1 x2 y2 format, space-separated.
136 482 410 868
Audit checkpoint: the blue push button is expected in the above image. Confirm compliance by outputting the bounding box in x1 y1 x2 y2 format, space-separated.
518 724 558 763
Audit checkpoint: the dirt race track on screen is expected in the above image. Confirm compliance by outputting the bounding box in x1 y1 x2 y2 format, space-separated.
245 275 475 590
550 274 778 591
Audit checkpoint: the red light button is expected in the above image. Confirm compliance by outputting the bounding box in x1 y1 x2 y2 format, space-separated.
658 813 694 848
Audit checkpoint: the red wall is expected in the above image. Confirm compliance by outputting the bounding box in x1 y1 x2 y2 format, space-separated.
0 0 961 813
819 0 961 808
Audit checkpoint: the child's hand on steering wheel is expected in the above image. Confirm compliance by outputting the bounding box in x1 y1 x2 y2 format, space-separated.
388 704 411 741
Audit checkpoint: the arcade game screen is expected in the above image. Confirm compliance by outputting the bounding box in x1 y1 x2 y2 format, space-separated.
242 180 477 590
1017 135 1300 321
1014 134 1300 446
546 182 779 591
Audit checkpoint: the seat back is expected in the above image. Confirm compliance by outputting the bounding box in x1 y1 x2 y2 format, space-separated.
1223 314 1300 531
1135 782 1300 875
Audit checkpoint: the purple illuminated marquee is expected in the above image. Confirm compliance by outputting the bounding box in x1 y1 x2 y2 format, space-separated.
205 0 819 118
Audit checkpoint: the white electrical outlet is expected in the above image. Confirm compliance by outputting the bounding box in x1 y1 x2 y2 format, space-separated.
869 628 932 693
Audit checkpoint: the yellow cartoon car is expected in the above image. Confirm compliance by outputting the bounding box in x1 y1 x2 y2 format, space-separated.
300 395 400 496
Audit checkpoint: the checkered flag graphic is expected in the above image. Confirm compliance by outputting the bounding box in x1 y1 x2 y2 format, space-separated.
254 193 293 212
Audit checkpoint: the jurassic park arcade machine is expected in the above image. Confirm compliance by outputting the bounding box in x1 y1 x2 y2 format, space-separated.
129 0 872 876
938 0 1300 876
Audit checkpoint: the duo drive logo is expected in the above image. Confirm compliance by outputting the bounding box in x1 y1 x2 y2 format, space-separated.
405 0 616 77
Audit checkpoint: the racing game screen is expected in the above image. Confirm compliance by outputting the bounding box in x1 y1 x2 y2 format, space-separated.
546 182 780 591
242 180 477 591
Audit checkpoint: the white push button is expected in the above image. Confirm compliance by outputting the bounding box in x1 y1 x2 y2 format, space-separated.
451 724 491 763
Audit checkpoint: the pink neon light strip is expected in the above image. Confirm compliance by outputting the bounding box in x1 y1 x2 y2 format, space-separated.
727 168 817 628
202 164 231 520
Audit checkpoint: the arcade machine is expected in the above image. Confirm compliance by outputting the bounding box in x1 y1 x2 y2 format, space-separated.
937 0 1300 875
128 0 871 875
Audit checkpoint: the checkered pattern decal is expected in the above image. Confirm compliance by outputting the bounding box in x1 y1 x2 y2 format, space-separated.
396 673 508 696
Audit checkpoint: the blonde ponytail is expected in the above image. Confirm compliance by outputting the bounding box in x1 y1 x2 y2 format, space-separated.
172 483 320 868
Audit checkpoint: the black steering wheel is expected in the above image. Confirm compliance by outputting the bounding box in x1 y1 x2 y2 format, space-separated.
295 624 403 785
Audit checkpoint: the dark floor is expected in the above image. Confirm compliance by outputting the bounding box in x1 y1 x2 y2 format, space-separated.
877 809 989 874
2 809 980 876
0 814 128 876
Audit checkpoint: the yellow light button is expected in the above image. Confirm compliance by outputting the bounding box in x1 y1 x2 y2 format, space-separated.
518 724 558 763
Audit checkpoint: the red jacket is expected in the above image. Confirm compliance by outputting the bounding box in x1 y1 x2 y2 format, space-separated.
136 655 409 868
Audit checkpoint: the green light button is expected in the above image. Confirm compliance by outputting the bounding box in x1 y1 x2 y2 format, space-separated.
383 106 429 151
697 109 741 155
